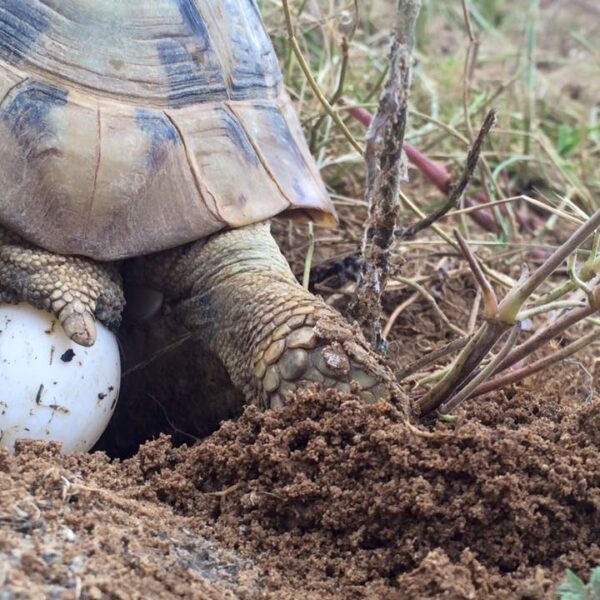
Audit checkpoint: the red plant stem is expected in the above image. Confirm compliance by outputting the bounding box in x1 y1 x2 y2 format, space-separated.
494 303 597 373
470 329 600 398
344 104 498 233
405 143 451 192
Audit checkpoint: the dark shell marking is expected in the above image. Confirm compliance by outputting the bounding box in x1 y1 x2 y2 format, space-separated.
0 0 280 107
157 0 227 106
0 0 49 66
135 110 180 169
1 80 67 150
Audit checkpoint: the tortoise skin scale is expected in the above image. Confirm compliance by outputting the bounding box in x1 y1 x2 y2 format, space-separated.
0 0 337 260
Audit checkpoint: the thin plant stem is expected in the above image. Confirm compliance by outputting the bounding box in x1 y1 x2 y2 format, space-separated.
302 222 315 290
383 291 419 338
494 303 597 374
440 324 521 413
399 190 517 290
518 300 588 320
470 330 600 399
461 0 478 141
395 276 466 336
417 321 502 414
498 210 600 323
454 229 498 318
467 290 482 333
396 337 469 381
281 0 363 154
397 110 497 239
309 37 351 152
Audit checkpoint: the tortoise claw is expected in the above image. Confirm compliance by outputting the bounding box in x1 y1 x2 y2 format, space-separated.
59 301 97 347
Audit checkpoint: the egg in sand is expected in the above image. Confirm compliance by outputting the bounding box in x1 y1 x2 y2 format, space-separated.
0 303 120 453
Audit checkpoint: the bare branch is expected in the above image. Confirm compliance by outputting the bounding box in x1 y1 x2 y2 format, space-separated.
396 110 497 239
351 0 421 352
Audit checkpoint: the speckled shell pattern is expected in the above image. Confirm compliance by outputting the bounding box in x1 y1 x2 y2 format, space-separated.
0 0 336 260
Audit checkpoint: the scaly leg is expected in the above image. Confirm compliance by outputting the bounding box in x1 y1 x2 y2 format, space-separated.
132 223 404 411
0 227 124 346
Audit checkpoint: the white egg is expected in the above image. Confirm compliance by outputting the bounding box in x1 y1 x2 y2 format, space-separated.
0 303 120 453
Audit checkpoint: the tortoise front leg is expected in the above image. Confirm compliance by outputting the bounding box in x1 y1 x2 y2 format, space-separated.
0 226 124 345
135 223 403 410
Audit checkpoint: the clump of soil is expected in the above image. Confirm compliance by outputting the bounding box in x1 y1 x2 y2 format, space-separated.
2 379 599 598
139 385 600 598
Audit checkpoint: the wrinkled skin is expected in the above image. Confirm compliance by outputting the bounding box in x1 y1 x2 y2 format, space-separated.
0 222 401 415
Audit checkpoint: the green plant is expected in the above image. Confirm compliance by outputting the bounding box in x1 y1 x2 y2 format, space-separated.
557 568 600 600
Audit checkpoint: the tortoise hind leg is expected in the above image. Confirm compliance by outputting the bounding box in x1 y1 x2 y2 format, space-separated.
0 226 124 346
133 223 404 410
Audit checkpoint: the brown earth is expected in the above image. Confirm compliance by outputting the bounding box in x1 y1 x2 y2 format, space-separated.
2 365 599 599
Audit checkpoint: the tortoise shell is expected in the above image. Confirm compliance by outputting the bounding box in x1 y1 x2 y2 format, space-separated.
0 0 337 260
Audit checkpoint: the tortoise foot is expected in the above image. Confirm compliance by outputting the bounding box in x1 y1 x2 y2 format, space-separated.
253 302 395 409
143 223 403 411
0 227 124 346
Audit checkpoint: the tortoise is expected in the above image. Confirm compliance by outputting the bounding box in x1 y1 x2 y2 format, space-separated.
0 0 396 413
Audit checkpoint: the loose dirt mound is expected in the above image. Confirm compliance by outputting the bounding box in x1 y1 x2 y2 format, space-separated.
3 380 598 599
141 386 600 598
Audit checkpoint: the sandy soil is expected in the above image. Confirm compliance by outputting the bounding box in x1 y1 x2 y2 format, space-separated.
2 367 599 598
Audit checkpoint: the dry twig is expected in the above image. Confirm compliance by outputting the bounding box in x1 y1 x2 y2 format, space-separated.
396 110 497 240
352 0 421 352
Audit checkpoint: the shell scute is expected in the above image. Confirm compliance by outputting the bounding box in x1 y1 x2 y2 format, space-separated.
157 0 228 107
0 0 49 66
